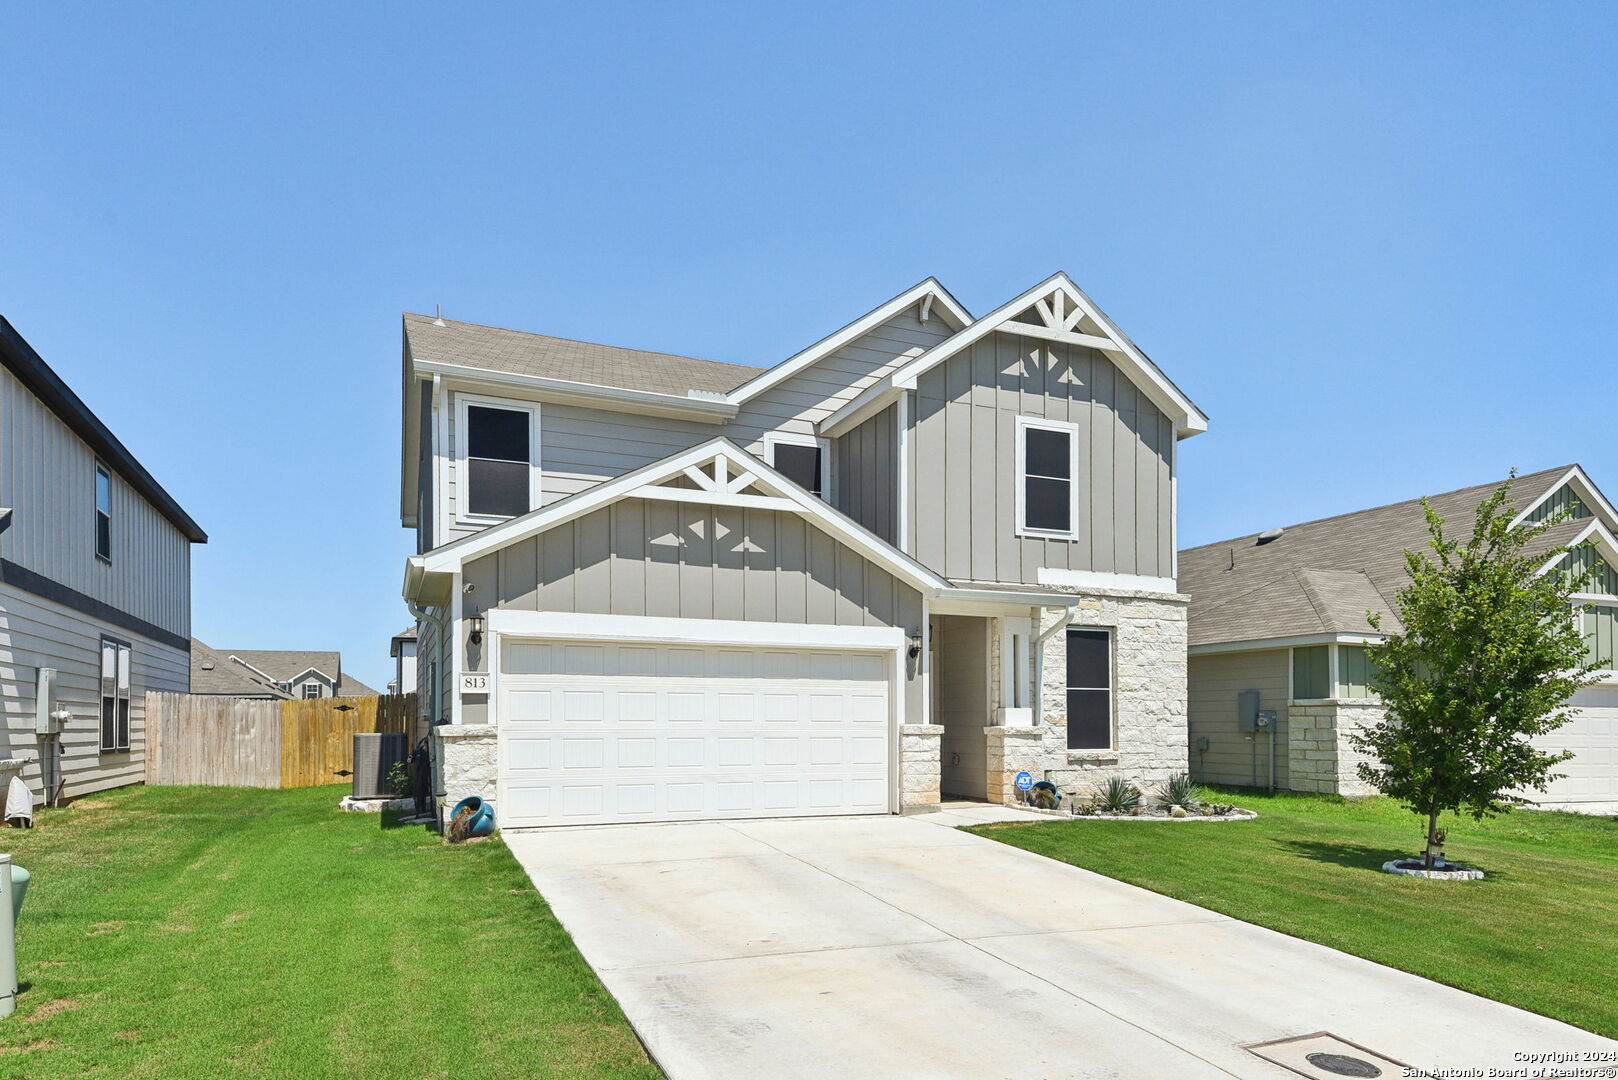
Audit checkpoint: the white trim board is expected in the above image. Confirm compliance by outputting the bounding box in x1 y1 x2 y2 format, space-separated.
1035 567 1178 595
1189 633 1387 657
487 610 905 651
724 278 971 406
1510 465 1618 530
406 437 953 601
890 271 1208 437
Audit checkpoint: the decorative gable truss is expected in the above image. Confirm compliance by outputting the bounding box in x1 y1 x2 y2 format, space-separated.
822 272 1208 440
404 438 952 604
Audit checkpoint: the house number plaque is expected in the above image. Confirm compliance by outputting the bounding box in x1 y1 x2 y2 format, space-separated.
459 673 490 694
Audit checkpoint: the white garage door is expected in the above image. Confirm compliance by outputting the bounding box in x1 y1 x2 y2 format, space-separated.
496 638 893 827
1531 686 1618 810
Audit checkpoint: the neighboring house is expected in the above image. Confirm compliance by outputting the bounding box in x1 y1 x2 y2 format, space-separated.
387 625 417 694
1181 465 1618 813
0 317 207 801
188 642 372 699
400 274 1208 827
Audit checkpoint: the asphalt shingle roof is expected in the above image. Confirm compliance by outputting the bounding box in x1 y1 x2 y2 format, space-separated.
1180 466 1585 648
189 640 291 698
403 313 765 397
338 674 379 697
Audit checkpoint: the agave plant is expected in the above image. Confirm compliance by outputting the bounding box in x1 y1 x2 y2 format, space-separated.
1153 772 1203 810
1095 775 1142 813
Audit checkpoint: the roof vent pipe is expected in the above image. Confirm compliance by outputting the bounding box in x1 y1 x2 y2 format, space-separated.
1255 528 1285 546
433 305 446 327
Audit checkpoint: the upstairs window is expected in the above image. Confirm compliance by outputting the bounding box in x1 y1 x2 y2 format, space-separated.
95 463 112 562
100 637 131 753
1017 417 1077 537
1065 628 1112 750
301 682 322 699
460 400 537 520
764 434 826 498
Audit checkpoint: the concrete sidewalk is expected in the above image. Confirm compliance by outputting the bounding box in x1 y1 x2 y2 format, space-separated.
506 804 1617 1079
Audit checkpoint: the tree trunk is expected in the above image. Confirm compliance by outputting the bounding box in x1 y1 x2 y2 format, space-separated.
1423 808 1441 869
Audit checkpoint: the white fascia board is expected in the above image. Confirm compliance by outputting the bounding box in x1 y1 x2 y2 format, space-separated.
401 348 421 523
1511 466 1618 530
1035 567 1179 594
414 360 737 424
891 272 1209 438
725 278 972 406
1188 632 1387 656
819 381 903 439
413 436 953 597
1537 517 1618 577
487 610 905 651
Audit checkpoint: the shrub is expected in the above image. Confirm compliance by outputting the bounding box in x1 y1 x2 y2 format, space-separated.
1095 775 1142 813
1152 772 1203 810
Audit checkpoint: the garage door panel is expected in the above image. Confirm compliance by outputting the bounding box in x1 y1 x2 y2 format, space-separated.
1525 691 1618 808
498 638 893 827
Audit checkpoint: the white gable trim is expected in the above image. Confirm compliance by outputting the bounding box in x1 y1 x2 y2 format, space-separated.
725 279 971 406
1538 518 1618 580
1510 466 1618 530
890 272 1208 437
405 437 952 600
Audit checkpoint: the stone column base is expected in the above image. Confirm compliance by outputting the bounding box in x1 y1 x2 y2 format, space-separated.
899 724 944 813
432 725 498 825
985 726 1044 805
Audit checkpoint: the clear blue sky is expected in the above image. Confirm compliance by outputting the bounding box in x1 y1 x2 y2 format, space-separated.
5 3 1615 689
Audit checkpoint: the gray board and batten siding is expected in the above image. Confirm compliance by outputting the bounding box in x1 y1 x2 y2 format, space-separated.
834 402 898 544
459 498 926 722
906 328 1175 585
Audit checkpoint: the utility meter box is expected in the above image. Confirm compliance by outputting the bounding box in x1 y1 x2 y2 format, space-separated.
1255 709 1277 733
1237 690 1261 732
34 669 62 736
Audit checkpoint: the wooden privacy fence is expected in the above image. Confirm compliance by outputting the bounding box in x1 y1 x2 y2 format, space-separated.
145 693 417 788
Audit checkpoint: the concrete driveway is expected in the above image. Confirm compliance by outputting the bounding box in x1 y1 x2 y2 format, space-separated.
506 803 1618 1079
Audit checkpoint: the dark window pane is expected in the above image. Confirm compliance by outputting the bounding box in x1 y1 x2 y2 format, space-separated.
1066 629 1110 688
101 697 116 751
467 458 530 517
467 406 529 462
773 443 822 495
1066 689 1111 749
96 514 111 560
117 697 131 750
1025 427 1070 479
1025 477 1071 532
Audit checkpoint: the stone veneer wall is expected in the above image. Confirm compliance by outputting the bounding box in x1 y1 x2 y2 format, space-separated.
433 725 498 822
1286 701 1382 795
1035 589 1190 799
899 724 943 813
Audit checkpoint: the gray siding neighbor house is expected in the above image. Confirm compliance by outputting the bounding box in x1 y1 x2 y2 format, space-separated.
0 317 206 801
400 275 1208 827
1181 465 1618 813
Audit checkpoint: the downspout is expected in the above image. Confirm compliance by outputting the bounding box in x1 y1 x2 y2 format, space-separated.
1032 603 1080 720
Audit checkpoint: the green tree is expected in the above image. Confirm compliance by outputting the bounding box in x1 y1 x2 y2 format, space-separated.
1351 476 1600 868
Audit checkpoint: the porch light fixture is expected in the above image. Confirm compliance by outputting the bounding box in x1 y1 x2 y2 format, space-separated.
906 633 922 659
468 614 485 646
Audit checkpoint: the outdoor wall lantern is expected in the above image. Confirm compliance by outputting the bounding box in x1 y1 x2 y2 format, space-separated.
468 614 485 646
906 633 923 659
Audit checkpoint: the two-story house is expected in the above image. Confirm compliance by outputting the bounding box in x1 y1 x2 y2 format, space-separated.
399 275 1207 827
0 317 206 802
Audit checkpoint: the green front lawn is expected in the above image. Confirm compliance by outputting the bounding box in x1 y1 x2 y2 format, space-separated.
969 789 1618 1038
0 785 659 1079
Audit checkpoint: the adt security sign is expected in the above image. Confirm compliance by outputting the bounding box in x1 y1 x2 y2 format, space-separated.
1014 771 1034 792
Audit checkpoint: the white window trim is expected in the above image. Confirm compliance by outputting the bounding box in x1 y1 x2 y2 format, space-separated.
454 392 542 527
761 431 833 501
1064 625 1115 750
1015 415 1080 540
94 461 113 564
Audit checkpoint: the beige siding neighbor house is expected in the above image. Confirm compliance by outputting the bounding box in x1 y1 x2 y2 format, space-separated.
1182 465 1618 813
400 274 1208 827
0 317 206 801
